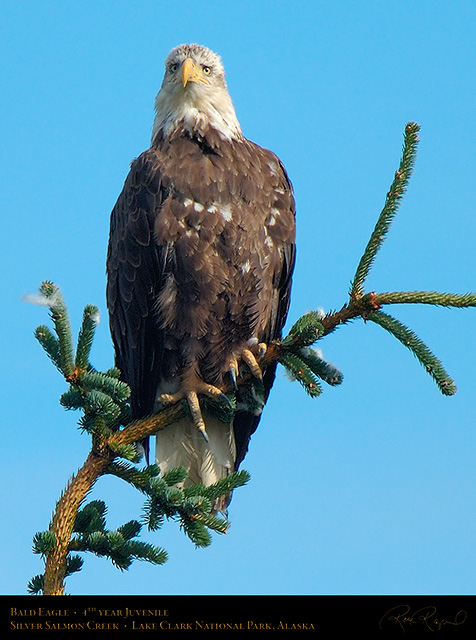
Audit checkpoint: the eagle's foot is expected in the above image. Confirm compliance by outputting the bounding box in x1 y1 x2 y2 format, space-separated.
157 383 232 442
227 339 268 387
244 340 267 375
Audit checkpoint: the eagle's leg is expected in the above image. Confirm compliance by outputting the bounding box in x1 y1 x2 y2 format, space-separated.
157 380 233 442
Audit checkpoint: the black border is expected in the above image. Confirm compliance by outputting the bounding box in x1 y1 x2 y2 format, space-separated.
2 595 474 635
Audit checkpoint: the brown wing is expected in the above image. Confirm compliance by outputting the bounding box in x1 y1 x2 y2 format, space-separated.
106 149 168 441
233 154 296 468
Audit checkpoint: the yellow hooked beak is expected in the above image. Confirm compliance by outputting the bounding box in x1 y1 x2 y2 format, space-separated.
182 57 209 87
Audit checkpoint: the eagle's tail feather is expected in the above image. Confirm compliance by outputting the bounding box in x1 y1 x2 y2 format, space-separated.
155 412 236 513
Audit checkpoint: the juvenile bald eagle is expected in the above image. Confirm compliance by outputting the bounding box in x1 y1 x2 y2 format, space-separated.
107 44 296 507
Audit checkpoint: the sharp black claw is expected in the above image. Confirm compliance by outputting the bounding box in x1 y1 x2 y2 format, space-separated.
199 426 210 443
229 367 238 391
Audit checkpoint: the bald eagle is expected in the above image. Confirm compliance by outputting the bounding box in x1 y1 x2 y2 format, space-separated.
107 44 296 509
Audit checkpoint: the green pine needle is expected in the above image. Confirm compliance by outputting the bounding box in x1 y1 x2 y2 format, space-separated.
283 310 325 347
27 574 44 595
65 554 84 577
181 519 212 548
185 470 251 501
34 325 62 372
279 352 323 397
106 462 161 493
78 371 130 403
164 486 185 505
82 389 121 422
86 531 110 555
59 388 85 411
32 530 56 557
377 290 476 308
162 466 189 486
182 495 213 514
117 520 142 541
73 500 107 534
143 502 165 532
351 122 420 297
104 367 122 378
368 310 457 395
109 442 142 462
124 540 168 565
298 347 343 386
39 281 75 378
192 512 229 534
75 304 100 370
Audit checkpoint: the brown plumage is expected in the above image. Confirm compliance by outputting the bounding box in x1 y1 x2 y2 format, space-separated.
106 44 295 506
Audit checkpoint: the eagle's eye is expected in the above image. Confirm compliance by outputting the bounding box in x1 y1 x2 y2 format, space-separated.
202 65 212 76
169 63 178 73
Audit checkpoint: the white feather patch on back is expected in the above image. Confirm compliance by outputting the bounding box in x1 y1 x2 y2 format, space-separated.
220 203 232 222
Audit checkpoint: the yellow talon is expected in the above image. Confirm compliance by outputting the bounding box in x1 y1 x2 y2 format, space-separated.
241 349 263 379
257 342 267 361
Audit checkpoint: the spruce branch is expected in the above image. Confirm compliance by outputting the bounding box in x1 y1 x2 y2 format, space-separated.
67 500 168 571
367 310 457 395
350 122 420 298
183 469 251 502
376 291 476 308
272 123 474 398
141 468 250 545
105 461 163 493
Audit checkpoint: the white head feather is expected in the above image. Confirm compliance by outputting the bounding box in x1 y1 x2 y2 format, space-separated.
152 44 242 144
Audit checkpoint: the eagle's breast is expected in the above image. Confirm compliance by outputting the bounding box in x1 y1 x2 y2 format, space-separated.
147 131 294 385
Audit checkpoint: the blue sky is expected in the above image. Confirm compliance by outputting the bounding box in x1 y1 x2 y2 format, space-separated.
1 0 475 596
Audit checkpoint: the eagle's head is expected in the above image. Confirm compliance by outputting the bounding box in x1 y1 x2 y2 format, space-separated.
152 44 242 144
